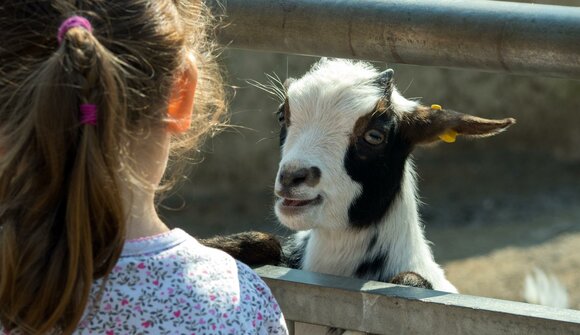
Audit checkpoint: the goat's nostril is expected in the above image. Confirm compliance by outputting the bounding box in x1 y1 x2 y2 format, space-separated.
293 174 307 185
279 167 321 187
280 168 307 187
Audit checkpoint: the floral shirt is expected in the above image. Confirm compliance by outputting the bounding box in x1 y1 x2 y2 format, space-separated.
74 229 288 335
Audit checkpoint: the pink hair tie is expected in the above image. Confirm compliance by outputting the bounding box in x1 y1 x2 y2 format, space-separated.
80 104 98 126
57 17 97 125
57 16 93 45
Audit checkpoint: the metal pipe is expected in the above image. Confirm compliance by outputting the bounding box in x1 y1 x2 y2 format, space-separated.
212 0 580 79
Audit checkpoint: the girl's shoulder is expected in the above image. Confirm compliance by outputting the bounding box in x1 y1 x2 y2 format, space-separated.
118 228 240 276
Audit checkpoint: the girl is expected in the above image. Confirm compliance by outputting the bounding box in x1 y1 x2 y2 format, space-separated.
0 1 287 334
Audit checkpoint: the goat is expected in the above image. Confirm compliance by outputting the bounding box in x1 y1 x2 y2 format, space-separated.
274 58 515 294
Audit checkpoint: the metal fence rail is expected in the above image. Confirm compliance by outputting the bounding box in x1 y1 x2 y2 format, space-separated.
255 266 580 335
213 0 580 79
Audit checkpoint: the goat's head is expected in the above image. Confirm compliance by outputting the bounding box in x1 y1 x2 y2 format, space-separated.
274 59 515 231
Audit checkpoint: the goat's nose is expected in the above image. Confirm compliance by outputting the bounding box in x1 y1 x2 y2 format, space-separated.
279 166 321 187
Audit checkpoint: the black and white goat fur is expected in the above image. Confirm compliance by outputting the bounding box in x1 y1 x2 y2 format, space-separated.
273 59 515 293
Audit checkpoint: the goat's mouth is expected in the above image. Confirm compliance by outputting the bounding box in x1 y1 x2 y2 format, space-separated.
277 195 322 215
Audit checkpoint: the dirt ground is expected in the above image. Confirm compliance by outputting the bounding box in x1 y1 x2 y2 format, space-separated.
433 227 580 309
419 151 580 310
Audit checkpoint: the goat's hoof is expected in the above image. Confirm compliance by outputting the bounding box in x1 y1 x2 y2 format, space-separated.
199 231 282 267
389 271 433 289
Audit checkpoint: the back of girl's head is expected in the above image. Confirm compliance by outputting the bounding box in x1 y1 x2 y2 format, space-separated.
0 1 225 333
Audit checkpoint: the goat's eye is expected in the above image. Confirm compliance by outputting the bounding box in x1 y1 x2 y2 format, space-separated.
363 129 385 145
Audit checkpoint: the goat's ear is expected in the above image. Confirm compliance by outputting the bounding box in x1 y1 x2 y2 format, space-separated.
284 77 296 91
400 105 516 145
376 69 394 97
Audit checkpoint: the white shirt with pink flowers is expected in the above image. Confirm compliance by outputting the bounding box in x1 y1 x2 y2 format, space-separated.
75 228 288 335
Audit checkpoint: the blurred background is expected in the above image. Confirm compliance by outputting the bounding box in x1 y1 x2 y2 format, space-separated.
161 0 580 309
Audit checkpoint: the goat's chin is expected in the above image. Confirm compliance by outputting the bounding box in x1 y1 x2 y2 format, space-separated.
278 218 314 231
275 205 320 231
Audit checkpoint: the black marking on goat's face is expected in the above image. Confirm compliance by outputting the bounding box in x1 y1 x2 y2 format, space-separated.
277 99 290 146
344 101 412 228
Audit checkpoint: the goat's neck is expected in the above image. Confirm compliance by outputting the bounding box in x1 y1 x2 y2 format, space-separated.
303 162 436 279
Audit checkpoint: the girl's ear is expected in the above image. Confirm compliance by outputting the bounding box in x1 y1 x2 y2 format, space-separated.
166 53 198 133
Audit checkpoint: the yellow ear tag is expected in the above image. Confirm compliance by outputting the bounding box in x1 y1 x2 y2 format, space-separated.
439 129 458 143
431 104 442 110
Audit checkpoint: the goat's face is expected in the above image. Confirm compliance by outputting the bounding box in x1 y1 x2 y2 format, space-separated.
274 59 515 231
274 59 405 231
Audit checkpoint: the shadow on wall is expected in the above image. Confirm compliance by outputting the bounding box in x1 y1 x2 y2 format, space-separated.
159 50 580 261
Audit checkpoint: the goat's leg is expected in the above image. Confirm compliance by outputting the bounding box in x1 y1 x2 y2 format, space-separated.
200 231 283 267
389 271 433 289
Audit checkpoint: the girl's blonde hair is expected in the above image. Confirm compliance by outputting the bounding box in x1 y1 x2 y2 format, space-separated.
0 1 225 334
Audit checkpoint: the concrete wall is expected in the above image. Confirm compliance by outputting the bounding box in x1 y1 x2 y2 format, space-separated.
255 265 580 334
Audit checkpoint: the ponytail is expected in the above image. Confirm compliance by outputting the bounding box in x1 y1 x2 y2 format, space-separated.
0 17 127 335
